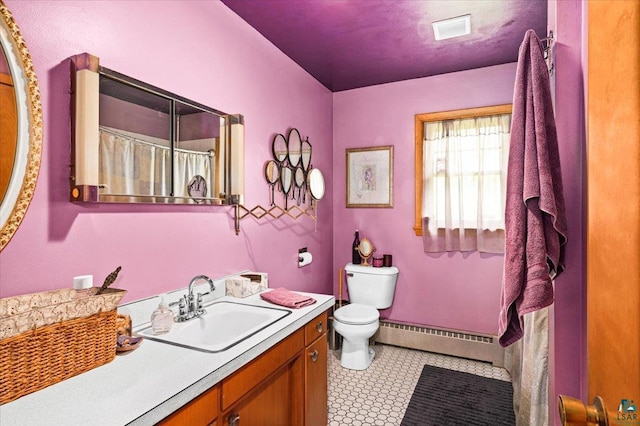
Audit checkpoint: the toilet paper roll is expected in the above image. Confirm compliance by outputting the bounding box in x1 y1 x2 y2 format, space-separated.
73 275 93 290
298 252 313 268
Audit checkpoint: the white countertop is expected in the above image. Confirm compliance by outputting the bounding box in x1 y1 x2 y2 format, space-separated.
0 291 334 425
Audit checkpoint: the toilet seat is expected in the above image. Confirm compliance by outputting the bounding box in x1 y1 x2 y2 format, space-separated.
334 303 379 325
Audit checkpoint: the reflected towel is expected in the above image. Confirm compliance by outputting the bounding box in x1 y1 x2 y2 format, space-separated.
260 288 316 309
498 30 568 347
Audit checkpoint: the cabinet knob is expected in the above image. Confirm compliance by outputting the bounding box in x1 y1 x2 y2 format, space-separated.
310 349 319 362
228 412 240 426
316 321 323 333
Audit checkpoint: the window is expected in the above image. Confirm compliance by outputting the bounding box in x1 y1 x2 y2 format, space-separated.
414 104 512 253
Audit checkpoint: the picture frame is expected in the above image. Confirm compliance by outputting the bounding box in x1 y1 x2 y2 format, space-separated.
346 146 393 208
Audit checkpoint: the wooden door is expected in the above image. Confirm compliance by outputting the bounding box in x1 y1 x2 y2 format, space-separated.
559 1 640 424
0 72 17 201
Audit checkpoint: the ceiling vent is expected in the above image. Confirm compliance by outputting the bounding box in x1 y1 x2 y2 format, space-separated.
432 14 471 41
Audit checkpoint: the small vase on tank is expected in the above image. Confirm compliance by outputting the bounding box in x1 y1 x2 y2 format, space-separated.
352 230 361 264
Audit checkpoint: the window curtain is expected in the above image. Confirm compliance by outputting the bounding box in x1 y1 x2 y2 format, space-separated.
422 114 511 253
99 129 213 200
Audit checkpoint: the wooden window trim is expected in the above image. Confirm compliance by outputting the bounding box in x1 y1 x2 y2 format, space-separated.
413 104 512 236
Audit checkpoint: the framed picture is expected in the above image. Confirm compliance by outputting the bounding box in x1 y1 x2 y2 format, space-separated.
346 146 393 208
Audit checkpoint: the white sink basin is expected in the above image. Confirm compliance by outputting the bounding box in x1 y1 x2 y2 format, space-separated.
137 301 291 352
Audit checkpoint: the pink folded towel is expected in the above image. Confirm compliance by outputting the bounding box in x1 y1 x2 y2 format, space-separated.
260 288 317 309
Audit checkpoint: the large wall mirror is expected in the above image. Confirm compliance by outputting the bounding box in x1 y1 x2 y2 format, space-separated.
0 2 43 251
70 53 244 205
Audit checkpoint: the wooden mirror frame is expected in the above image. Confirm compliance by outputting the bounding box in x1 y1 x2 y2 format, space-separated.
0 2 43 251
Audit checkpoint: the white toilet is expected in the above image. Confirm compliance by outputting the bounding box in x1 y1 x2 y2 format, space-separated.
333 263 399 370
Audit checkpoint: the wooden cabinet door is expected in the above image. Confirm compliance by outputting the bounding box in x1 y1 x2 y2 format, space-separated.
305 335 328 426
222 354 304 426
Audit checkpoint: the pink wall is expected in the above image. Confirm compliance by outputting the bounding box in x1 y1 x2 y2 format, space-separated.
332 63 516 335
549 0 586 421
0 1 334 303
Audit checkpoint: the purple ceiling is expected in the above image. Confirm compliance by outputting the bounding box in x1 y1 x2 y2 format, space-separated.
221 0 547 92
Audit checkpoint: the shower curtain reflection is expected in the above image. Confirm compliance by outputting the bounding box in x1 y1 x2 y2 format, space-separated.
99 127 214 202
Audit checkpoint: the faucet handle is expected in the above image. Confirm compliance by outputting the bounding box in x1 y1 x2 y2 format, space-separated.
178 297 187 316
196 293 203 310
169 298 184 312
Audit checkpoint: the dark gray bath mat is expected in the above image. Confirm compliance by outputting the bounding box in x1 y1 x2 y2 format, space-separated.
401 364 515 426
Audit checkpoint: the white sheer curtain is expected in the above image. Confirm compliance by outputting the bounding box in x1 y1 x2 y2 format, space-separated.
422 113 511 253
99 129 212 200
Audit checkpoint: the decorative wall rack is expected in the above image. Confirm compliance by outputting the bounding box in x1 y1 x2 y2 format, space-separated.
233 128 325 235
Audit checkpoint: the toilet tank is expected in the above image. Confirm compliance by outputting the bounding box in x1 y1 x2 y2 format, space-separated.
344 263 399 309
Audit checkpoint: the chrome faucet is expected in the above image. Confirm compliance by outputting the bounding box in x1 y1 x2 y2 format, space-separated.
174 275 215 322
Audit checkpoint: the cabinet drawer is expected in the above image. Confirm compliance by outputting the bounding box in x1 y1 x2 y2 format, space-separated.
158 384 219 426
221 328 304 411
304 311 328 345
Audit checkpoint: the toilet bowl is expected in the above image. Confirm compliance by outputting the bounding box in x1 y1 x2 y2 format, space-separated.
333 264 399 370
333 303 380 370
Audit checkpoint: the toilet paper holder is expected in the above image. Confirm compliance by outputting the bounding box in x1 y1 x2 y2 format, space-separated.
298 247 313 268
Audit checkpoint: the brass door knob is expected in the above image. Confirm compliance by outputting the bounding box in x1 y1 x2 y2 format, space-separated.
558 395 609 426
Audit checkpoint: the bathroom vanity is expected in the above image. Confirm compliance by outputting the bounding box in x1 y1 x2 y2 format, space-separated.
159 310 328 425
0 292 333 426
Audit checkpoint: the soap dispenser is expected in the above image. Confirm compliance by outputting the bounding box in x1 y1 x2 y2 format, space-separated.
151 295 174 335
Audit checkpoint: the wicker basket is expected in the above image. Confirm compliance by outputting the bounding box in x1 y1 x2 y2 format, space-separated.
0 289 126 404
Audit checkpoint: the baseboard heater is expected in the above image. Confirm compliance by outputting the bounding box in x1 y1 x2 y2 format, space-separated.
375 320 505 368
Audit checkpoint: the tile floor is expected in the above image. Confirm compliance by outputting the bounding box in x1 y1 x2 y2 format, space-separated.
327 343 511 426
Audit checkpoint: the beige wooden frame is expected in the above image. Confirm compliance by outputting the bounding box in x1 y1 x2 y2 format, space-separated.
413 104 512 236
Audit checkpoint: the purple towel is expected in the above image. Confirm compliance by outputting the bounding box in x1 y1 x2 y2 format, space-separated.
498 30 568 347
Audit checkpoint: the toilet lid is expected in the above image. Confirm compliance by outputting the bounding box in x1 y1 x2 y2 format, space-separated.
334 303 379 325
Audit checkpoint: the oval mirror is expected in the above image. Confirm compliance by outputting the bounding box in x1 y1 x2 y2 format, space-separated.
358 238 375 266
0 3 42 251
280 165 293 209
294 166 305 205
301 137 312 172
286 128 302 167
307 168 325 201
272 133 288 164
264 160 279 206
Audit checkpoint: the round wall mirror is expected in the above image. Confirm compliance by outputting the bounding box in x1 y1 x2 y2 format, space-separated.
286 128 302 167
307 168 325 201
301 138 312 172
357 238 375 266
272 133 287 164
0 3 42 251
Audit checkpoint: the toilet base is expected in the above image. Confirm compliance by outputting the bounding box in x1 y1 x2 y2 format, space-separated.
340 341 376 370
